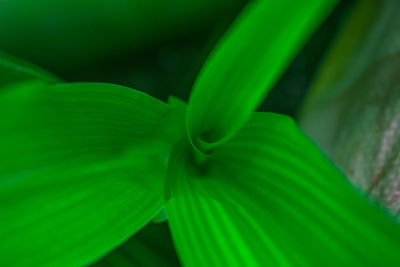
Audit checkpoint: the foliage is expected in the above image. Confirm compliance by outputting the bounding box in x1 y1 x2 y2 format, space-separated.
1 0 400 266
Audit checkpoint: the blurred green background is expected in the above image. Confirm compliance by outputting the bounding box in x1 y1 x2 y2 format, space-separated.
0 0 354 265
0 0 354 116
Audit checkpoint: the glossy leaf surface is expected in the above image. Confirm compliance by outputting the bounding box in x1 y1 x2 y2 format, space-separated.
166 112 400 266
0 82 170 266
186 0 338 152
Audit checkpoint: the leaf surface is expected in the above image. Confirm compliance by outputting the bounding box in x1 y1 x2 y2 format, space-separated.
186 0 338 152
166 112 400 266
0 82 170 266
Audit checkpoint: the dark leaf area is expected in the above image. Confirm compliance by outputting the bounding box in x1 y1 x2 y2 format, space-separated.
259 0 354 117
94 222 180 267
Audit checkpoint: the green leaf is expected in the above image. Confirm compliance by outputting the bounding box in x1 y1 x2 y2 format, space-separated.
186 0 339 152
0 82 170 266
155 96 187 150
93 222 181 267
0 51 60 87
166 112 400 266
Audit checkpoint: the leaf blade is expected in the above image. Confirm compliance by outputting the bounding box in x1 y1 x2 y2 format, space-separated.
0 82 170 266
186 0 339 152
166 112 400 266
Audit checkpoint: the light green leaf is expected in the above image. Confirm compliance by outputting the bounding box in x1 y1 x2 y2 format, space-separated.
93 222 180 267
0 82 170 266
0 51 60 87
186 0 338 152
166 112 400 266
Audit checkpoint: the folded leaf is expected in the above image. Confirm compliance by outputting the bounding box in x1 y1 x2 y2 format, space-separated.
0 82 170 266
166 112 400 266
0 51 59 87
93 222 180 267
186 0 338 152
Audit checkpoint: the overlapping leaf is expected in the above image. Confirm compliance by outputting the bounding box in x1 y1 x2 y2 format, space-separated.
2 0 399 266
186 0 338 152
166 112 400 266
